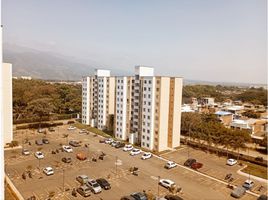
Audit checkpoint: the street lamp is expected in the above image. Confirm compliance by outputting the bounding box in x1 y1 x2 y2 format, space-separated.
157 176 160 197
115 156 118 177
63 169 65 192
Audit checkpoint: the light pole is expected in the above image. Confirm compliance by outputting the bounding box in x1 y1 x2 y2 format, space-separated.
157 176 160 197
115 156 118 177
63 169 65 192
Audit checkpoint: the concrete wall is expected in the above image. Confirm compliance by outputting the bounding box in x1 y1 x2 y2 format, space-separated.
2 63 13 144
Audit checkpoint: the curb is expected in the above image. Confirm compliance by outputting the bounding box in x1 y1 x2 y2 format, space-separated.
5 174 24 200
237 165 268 183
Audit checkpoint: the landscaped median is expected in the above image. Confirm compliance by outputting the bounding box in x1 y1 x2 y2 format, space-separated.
74 122 112 138
240 162 268 180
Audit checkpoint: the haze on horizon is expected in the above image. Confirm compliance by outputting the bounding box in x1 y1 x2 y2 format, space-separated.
2 0 267 84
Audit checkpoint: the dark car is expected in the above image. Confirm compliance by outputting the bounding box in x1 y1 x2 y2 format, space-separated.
48 127 55 132
115 142 125 148
131 192 147 200
184 158 196 167
42 138 49 144
231 186 246 198
96 178 111 190
69 140 81 147
257 195 268 200
62 157 72 163
165 194 184 200
191 162 203 170
35 139 43 145
120 196 136 200
99 139 106 143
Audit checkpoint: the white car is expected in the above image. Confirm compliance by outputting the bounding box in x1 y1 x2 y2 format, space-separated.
165 161 178 169
105 138 114 144
62 145 73 153
22 149 30 156
141 152 152 160
67 126 76 130
111 141 119 147
35 151 44 159
159 179 176 189
243 179 254 190
86 179 102 194
123 144 133 151
43 167 54 176
130 148 141 156
227 158 237 166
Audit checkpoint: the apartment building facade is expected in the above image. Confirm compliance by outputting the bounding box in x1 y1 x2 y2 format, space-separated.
82 69 115 130
82 66 183 152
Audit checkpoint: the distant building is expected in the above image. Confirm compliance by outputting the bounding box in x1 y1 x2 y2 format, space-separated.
215 111 233 126
20 76 32 80
200 97 215 106
2 63 13 144
230 119 251 131
181 104 195 113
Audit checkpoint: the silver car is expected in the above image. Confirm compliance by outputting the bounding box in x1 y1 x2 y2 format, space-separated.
86 179 102 194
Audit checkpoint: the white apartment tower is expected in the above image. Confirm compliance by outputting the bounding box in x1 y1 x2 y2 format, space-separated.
82 66 183 152
82 70 115 130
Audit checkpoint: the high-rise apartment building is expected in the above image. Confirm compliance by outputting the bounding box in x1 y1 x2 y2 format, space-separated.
82 69 115 130
82 66 183 152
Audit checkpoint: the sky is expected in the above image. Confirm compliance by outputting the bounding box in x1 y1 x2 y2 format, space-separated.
2 0 267 84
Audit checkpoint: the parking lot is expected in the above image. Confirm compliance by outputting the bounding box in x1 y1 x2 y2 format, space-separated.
5 125 260 200
162 145 268 196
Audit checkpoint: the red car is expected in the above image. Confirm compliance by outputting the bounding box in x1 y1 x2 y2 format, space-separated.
76 152 87 160
191 162 203 170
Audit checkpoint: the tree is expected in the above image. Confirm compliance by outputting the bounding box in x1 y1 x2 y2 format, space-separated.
27 98 55 127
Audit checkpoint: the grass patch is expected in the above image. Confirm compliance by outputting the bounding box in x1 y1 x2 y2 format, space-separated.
241 162 268 180
74 122 112 138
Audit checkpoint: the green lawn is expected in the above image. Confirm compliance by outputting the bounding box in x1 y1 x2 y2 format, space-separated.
241 162 268 180
74 122 112 138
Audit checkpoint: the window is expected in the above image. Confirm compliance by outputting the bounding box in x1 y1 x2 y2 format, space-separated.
147 136 149 140
147 143 149 147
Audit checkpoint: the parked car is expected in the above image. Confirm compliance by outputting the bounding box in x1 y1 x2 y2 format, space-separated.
165 194 184 200
62 157 72 163
79 129 88 134
184 158 196 167
35 151 44 159
257 195 268 200
22 149 30 156
159 179 176 189
76 152 87 160
37 128 44 133
131 192 147 200
86 179 102 194
123 144 133 151
165 161 177 169
191 162 203 170
242 180 254 190
255 157 264 162
99 139 106 143
48 127 55 132
105 138 114 144
231 186 246 198
96 178 111 190
62 145 73 153
76 175 89 185
121 196 136 200
111 141 119 147
141 152 152 160
43 167 54 176
130 149 142 156
115 142 125 148
77 185 91 197
42 138 49 144
227 158 237 166
35 139 43 145
67 126 76 130
69 140 81 147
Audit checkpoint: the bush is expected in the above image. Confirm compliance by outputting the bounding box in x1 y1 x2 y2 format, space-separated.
67 120 75 124
9 141 19 147
16 122 64 130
